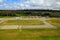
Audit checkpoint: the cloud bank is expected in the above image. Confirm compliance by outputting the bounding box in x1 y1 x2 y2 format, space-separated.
0 0 60 10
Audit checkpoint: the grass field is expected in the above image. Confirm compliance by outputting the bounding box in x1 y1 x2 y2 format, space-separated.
47 18 60 28
0 16 13 18
0 29 60 40
0 20 44 25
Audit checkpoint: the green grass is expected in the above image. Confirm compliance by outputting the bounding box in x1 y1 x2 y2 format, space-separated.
0 16 13 18
0 16 4 18
0 29 60 40
0 20 44 25
47 18 60 28
20 16 29 18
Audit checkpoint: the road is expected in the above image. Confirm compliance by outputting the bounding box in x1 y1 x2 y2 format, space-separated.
0 17 56 29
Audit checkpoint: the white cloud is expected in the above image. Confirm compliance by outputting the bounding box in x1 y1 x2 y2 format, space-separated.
0 0 3 2
56 2 60 6
0 0 60 10
28 0 60 10
30 0 44 5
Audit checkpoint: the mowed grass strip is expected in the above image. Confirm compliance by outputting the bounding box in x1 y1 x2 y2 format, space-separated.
47 18 60 27
0 29 60 40
0 20 44 25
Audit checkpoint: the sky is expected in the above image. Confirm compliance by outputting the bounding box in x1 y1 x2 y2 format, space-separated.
0 0 60 10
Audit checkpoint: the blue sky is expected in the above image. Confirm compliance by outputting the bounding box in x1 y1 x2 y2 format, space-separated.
0 0 60 10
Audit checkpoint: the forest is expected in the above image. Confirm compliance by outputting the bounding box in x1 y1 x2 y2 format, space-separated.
0 10 60 17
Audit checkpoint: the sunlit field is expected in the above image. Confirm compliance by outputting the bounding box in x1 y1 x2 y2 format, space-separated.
0 29 60 40
0 5 60 40
47 18 60 28
0 18 60 40
0 20 44 25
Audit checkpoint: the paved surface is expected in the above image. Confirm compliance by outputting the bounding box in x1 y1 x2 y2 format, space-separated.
0 17 56 29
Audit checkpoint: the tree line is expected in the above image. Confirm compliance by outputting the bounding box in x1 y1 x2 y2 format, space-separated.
0 10 60 17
